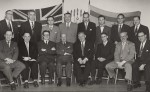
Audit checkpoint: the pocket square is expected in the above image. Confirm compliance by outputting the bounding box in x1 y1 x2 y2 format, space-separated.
89 29 92 31
67 46 70 48
146 50 149 52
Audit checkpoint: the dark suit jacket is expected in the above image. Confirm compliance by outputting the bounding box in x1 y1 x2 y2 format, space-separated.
95 41 115 62
77 22 96 44
95 26 111 45
73 41 94 63
20 21 42 43
130 24 149 43
56 42 73 62
135 40 150 64
0 19 19 42
0 40 18 62
110 24 131 43
18 41 38 61
38 40 56 62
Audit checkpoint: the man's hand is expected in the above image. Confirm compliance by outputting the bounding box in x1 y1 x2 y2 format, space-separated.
5 58 14 64
139 64 146 70
29 59 36 61
97 57 106 62
116 62 124 69
41 48 46 51
64 52 70 55
78 58 82 64
23 57 31 61
51 47 56 51
83 58 88 64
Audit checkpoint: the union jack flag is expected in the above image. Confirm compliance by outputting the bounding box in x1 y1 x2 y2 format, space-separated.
12 3 63 26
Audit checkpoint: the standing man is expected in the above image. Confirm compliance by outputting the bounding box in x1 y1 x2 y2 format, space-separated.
0 10 19 42
42 16 60 43
0 31 25 90
132 31 150 92
95 33 115 84
95 15 111 48
73 32 94 86
38 30 56 85
56 34 73 87
20 10 42 43
130 16 149 43
59 12 78 44
77 12 96 45
110 13 131 44
18 32 39 88
106 31 135 91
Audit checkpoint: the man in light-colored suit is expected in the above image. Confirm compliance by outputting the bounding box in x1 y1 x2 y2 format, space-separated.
106 31 135 91
59 12 78 44
42 16 60 43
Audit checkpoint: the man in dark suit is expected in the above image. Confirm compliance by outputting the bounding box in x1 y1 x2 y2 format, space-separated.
95 32 115 84
18 32 38 88
20 10 42 44
38 30 56 85
110 13 131 44
73 32 94 86
0 31 25 90
132 31 150 92
130 16 149 43
77 12 96 45
56 34 73 86
95 15 111 47
59 12 78 44
0 10 19 42
42 16 60 43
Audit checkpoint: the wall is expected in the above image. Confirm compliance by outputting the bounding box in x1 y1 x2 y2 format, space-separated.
0 0 149 28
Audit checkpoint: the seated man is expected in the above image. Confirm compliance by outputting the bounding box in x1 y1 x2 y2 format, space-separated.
95 32 115 84
105 31 135 91
73 32 94 86
132 31 150 92
38 30 56 85
18 32 38 88
0 31 25 90
56 34 73 86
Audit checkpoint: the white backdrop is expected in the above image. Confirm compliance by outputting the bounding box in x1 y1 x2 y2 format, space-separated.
0 0 150 28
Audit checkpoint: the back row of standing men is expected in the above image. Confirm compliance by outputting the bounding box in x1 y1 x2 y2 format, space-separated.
0 10 149 92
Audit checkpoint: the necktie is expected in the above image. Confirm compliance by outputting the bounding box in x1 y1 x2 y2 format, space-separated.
31 22 34 29
7 41 10 48
66 23 69 28
25 42 29 56
138 42 144 57
81 42 84 56
85 22 88 30
8 22 12 31
118 25 122 33
134 26 138 35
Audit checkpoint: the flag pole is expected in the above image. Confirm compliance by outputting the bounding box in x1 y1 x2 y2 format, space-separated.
88 0 90 14
62 0 64 22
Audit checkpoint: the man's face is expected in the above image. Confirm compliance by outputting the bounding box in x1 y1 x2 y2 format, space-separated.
47 17 54 25
43 32 50 40
138 32 147 43
61 34 66 42
117 15 124 24
23 33 31 42
101 34 108 42
64 14 71 23
83 14 89 23
5 31 13 41
120 32 128 42
28 11 36 21
78 33 86 42
98 17 105 25
5 11 13 20
133 17 140 26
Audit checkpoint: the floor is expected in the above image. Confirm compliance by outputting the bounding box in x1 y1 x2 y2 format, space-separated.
0 80 145 92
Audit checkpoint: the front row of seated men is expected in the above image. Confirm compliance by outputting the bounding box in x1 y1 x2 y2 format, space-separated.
0 30 150 92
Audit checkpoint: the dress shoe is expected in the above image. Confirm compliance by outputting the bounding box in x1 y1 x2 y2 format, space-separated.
96 78 102 84
48 78 53 84
24 82 29 88
33 81 39 87
133 83 141 88
66 78 71 86
57 78 62 87
127 84 133 91
10 83 16 90
41 78 45 85
109 78 115 84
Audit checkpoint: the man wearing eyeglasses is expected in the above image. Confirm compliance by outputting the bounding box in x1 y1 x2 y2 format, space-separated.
0 10 19 42
132 31 150 92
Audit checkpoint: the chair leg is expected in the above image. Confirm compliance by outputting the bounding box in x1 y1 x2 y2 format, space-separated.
115 69 118 84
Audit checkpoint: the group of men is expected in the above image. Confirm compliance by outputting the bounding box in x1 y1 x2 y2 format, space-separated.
0 9 149 92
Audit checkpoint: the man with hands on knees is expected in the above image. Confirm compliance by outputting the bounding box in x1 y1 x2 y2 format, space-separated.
106 31 135 91
0 31 25 90
38 30 56 85
18 32 39 88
